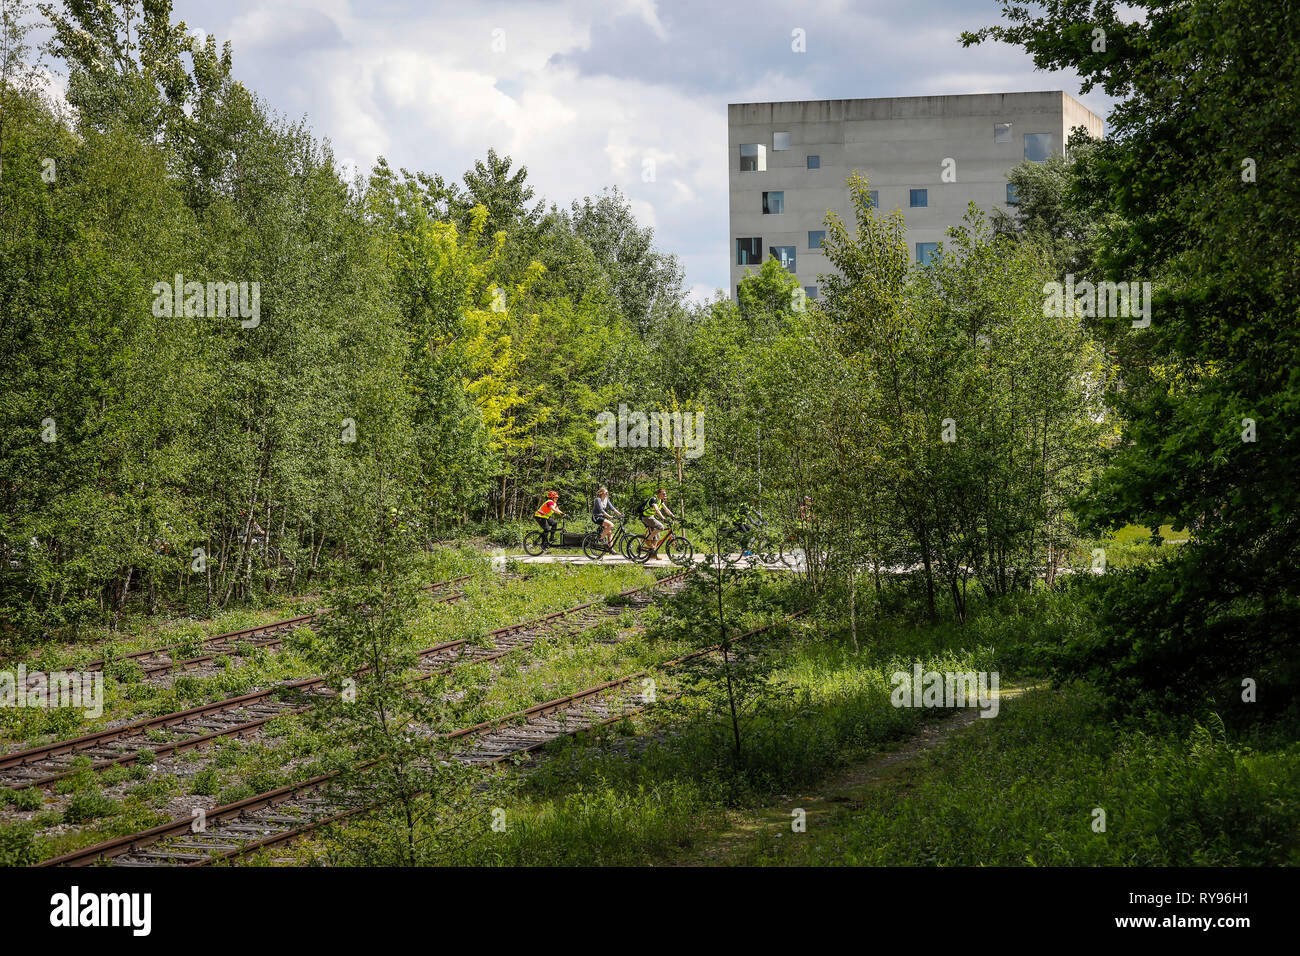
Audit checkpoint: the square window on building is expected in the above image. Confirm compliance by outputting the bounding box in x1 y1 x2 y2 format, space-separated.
994 123 1013 144
1006 183 1020 205
773 131 791 150
910 188 928 208
805 285 818 300
868 190 879 209
916 242 940 266
736 238 762 265
1024 133 1052 162
762 191 785 214
808 230 825 249
770 245 796 271
740 143 767 172
807 154 820 169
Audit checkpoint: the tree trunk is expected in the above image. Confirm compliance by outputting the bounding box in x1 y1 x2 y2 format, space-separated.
849 569 859 653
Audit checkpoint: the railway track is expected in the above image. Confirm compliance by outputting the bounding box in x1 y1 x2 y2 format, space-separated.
36 604 802 867
78 576 474 681
1 572 684 792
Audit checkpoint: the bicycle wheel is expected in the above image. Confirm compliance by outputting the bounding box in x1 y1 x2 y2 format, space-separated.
625 534 649 563
622 532 641 561
719 533 742 568
523 531 546 556
665 535 694 567
582 532 605 561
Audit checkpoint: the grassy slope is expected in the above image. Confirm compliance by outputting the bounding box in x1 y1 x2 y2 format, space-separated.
0 554 658 863
384 579 1299 867
718 684 1300 866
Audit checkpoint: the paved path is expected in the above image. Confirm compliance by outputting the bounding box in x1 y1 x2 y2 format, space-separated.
508 551 807 572
506 551 1106 577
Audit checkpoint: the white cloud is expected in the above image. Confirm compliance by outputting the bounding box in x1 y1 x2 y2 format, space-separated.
685 282 724 306
160 0 1115 294
617 0 669 40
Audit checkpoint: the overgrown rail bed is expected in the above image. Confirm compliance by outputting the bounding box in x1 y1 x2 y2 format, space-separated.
40 603 797 867
10 567 688 863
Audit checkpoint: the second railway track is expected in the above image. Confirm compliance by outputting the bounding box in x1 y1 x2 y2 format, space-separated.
1 572 685 791
85 576 474 681
38 605 804 867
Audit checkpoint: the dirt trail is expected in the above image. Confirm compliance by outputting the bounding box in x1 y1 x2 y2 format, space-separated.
677 684 1035 865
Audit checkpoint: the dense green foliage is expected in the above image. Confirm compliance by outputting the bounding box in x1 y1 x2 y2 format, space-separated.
966 0 1300 718
0 0 1116 653
752 180 1109 625
0 1 708 640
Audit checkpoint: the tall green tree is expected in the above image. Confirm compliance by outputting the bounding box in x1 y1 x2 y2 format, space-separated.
966 0 1300 715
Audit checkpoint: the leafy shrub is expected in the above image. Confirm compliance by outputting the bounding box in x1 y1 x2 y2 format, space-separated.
216 783 255 805
0 786 45 811
0 823 39 866
188 767 222 796
63 790 118 824
1055 561 1300 722
171 624 208 660
488 524 524 548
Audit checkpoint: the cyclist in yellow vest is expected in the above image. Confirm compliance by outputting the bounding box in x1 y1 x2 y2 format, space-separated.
640 487 675 556
535 491 566 545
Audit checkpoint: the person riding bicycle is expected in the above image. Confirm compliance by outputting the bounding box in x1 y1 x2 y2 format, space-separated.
534 492 566 545
239 509 268 550
727 502 763 556
640 487 675 556
592 486 623 547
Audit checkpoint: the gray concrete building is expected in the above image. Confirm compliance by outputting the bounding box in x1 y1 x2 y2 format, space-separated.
727 91 1103 299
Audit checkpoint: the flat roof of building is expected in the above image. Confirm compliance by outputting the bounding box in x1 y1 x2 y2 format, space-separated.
727 90 1101 123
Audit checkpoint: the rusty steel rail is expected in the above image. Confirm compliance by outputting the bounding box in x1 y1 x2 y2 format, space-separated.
194 605 807 866
446 608 809 764
119 577 473 680
134 588 469 679
37 601 801 868
0 578 471 782
34 571 695 867
9 577 470 691
3 572 682 791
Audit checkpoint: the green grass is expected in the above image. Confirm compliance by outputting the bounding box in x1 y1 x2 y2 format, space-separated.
24 547 1291 870
12 556 665 862
1065 523 1191 571
1111 523 1189 544
328 604 1000 866
0 552 654 754
309 578 1298 868
729 683 1300 866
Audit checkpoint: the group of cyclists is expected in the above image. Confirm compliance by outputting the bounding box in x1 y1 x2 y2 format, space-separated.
534 485 677 556
533 486 814 560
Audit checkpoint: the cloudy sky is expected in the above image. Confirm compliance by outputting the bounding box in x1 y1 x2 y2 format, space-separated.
153 0 1114 300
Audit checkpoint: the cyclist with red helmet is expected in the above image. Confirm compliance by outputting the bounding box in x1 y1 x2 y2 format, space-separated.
534 491 566 546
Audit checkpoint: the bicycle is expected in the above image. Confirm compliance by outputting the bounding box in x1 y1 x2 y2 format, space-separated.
523 518 574 556
582 515 634 561
719 521 791 568
627 522 695 567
